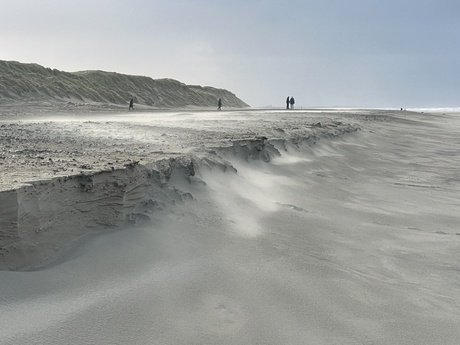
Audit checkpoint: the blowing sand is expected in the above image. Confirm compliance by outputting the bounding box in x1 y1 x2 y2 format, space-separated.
1 107 459 344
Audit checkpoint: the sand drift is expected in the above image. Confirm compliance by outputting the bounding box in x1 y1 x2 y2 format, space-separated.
1 109 460 344
0 109 359 270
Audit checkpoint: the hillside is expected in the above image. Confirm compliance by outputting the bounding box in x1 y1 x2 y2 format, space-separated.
0 60 249 108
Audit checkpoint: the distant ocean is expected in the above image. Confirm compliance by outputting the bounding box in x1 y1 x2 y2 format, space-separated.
407 107 460 113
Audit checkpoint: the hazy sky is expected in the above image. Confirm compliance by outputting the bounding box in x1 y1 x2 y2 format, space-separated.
1 0 459 107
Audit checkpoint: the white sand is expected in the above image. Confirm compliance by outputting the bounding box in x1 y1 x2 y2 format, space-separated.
1 108 460 344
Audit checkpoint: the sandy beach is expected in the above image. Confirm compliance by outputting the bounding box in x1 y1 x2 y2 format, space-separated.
1 107 460 344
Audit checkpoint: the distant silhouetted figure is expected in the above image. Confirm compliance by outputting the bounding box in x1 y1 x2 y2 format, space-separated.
129 98 134 110
289 97 295 110
217 98 222 110
286 96 290 109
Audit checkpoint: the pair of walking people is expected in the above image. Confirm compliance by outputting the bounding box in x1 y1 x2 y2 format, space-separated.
286 96 295 109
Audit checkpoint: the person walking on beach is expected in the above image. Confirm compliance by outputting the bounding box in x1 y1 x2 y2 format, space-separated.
286 96 290 110
289 96 295 110
217 98 222 110
129 98 134 111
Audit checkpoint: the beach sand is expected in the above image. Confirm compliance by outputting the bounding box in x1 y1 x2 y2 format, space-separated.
1 107 459 344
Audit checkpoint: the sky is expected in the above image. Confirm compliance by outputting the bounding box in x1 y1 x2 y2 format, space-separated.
1 0 459 108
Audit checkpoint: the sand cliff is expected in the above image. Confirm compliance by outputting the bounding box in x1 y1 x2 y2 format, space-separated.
0 110 360 270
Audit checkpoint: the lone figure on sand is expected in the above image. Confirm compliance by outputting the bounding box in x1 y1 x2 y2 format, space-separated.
129 98 134 111
286 96 290 110
289 97 295 110
217 98 222 111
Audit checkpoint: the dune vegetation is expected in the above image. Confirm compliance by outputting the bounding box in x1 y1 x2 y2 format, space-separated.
0 60 249 108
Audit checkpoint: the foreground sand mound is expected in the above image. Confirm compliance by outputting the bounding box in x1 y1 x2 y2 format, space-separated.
0 60 248 108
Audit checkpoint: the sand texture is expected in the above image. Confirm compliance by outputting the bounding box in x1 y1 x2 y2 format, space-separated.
1 107 460 344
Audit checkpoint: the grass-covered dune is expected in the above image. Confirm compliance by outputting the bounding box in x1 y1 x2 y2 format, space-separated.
0 60 249 108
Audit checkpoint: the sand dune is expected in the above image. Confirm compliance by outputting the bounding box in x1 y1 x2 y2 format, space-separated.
0 60 248 108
